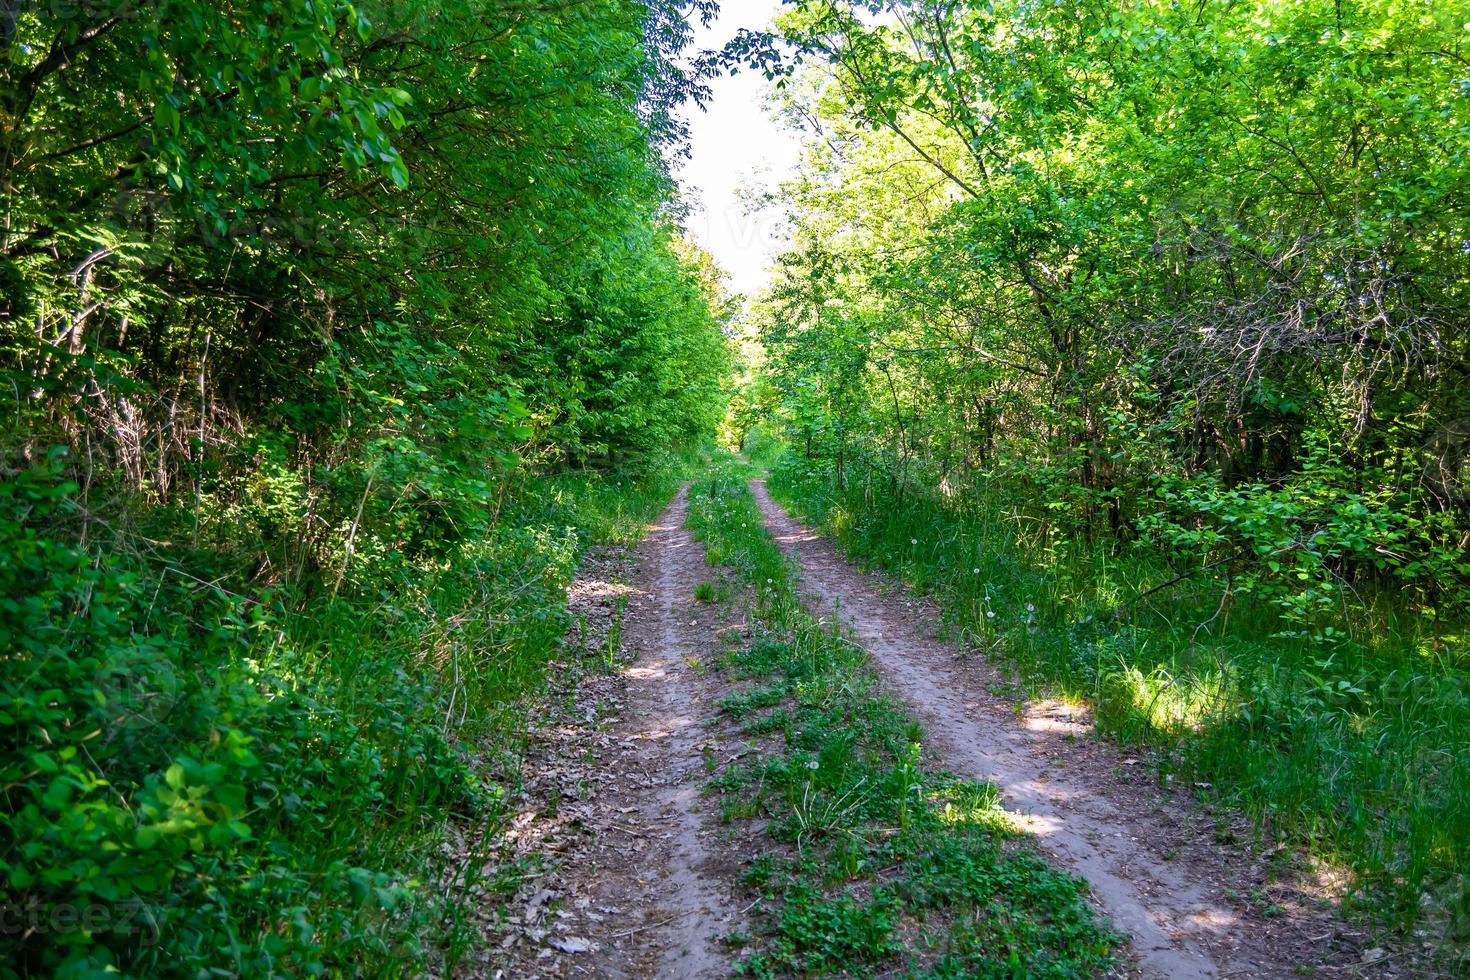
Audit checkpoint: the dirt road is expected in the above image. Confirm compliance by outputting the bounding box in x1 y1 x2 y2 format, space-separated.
482 480 1371 979
483 489 743 978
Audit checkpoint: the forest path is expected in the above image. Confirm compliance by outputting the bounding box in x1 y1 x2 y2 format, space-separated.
625 487 747 978
749 479 1368 980
483 487 743 979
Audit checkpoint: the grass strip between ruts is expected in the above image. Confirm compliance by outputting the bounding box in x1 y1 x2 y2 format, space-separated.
684 455 1122 978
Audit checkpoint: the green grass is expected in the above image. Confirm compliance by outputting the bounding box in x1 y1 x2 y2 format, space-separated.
765 452 1470 951
2 449 700 977
686 455 1121 977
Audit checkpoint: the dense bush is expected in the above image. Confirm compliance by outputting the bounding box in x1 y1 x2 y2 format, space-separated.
1 444 696 974
743 0 1469 609
1 0 727 972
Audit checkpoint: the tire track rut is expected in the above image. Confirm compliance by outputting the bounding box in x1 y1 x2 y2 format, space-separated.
482 488 742 979
628 487 742 978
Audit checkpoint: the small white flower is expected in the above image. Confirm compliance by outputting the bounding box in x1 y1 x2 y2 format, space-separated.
1026 603 1035 612
972 568 980 574
806 759 819 770
910 538 918 545
766 578 773 584
986 610 995 619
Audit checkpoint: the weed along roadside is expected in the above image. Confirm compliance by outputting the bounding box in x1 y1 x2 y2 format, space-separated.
684 457 1122 977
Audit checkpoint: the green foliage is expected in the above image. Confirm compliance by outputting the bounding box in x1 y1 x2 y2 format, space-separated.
3 455 454 975
733 0 1470 947
2 0 732 525
1141 450 1470 644
768 455 1470 949
1 0 727 970
685 457 1120 977
0 445 693 975
742 0 1470 611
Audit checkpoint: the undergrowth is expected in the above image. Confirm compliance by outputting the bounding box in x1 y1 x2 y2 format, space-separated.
766 452 1470 954
685 456 1120 977
1 449 693 977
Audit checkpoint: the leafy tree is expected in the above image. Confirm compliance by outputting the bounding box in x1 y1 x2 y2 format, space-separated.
1 0 730 972
751 0 1470 596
